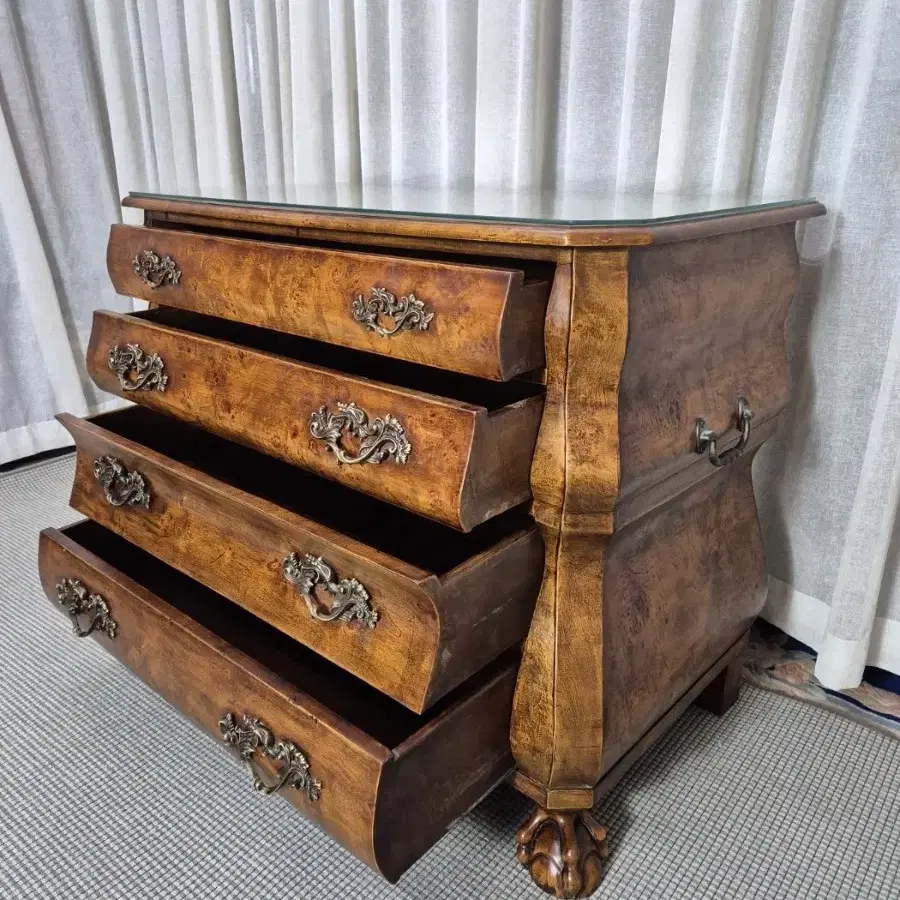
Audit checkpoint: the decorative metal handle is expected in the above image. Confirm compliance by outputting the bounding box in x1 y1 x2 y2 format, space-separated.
56 578 118 639
93 455 151 509
219 713 321 801
351 286 433 337
309 401 410 465
282 553 378 628
133 249 182 288
108 343 168 392
695 397 754 467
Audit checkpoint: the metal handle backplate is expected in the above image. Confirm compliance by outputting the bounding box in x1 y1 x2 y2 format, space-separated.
219 713 321 801
93 455 151 509
309 401 410 465
351 286 434 337
108 343 168 392
56 578 118 639
282 553 378 628
695 397 754 467
133 249 182 288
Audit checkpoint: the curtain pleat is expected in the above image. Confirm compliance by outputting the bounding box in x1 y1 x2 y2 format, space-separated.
1 0 898 687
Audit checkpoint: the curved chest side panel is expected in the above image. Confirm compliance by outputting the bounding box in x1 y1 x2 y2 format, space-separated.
618 224 798 506
600 459 767 772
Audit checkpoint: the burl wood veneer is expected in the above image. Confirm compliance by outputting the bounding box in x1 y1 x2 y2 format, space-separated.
107 223 551 380
58 406 542 712
510 224 806 898
85 307 544 531
39 522 518 882
39 191 823 897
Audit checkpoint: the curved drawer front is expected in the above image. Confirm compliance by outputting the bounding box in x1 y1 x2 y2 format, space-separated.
58 408 542 712
38 522 517 882
108 224 550 380
86 309 543 531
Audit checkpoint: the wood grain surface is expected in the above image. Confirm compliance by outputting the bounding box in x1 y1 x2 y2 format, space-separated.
38 522 519 882
85 309 544 530
511 248 630 810
511 223 801 828
599 458 766 771
60 408 542 711
617 225 798 499
108 224 550 380
124 193 825 247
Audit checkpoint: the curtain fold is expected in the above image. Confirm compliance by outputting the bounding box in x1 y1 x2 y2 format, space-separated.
1 0 897 688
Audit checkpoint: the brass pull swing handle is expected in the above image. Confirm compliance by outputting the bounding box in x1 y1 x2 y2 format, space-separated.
133 249 182 288
694 397 754 467
282 553 379 628
351 286 434 337
108 343 168 392
219 713 321 801
309 401 411 466
93 456 151 509
56 578 118 639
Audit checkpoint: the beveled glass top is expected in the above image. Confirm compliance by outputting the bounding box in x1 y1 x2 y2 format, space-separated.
130 184 815 227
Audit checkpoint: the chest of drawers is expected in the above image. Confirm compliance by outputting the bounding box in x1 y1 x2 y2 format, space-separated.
38 190 823 898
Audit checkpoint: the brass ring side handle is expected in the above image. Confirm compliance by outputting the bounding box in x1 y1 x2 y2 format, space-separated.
282 553 379 629
309 401 411 466
56 578 118 639
219 713 321 801
108 343 168 392
93 456 151 509
133 249 182 288
351 286 434 337
694 397 754 467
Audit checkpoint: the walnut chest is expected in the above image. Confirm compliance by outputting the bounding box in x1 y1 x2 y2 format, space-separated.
39 188 823 897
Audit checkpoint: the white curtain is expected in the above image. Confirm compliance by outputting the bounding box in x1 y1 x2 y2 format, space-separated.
1 0 898 689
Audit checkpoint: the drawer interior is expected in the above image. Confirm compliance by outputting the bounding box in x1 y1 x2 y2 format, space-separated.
91 406 534 575
145 216 557 281
134 307 544 410
63 519 517 749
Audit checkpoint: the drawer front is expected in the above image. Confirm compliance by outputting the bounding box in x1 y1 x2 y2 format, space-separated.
38 524 386 867
86 310 543 530
59 410 542 712
108 224 549 380
38 522 517 881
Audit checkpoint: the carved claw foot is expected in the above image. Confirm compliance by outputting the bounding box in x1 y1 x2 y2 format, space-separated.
515 806 609 898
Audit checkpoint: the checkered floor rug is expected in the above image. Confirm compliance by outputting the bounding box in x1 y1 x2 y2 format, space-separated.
1 454 898 900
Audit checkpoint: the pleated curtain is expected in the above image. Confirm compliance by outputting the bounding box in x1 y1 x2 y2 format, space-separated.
1 0 898 689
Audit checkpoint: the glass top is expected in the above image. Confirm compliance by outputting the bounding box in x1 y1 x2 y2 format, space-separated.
130 184 815 227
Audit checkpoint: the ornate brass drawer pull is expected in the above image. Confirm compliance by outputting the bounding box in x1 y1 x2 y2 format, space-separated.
351 286 434 337
695 397 754 467
219 713 321 801
133 249 182 288
56 578 118 639
108 343 168 392
93 455 151 509
282 553 378 628
309 401 411 465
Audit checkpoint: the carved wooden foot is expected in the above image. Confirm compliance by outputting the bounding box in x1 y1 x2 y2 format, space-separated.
515 806 609 898
695 656 743 716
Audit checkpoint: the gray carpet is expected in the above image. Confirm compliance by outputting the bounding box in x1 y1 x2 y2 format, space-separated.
1 454 898 900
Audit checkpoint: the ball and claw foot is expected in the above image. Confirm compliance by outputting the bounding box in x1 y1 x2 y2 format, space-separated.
515 806 609 898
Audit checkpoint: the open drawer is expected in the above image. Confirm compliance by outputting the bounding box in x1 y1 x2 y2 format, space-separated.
38 521 518 882
58 406 542 712
85 307 544 531
108 223 551 380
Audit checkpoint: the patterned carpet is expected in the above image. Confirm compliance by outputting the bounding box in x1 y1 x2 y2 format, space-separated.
745 626 900 736
1 453 898 900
